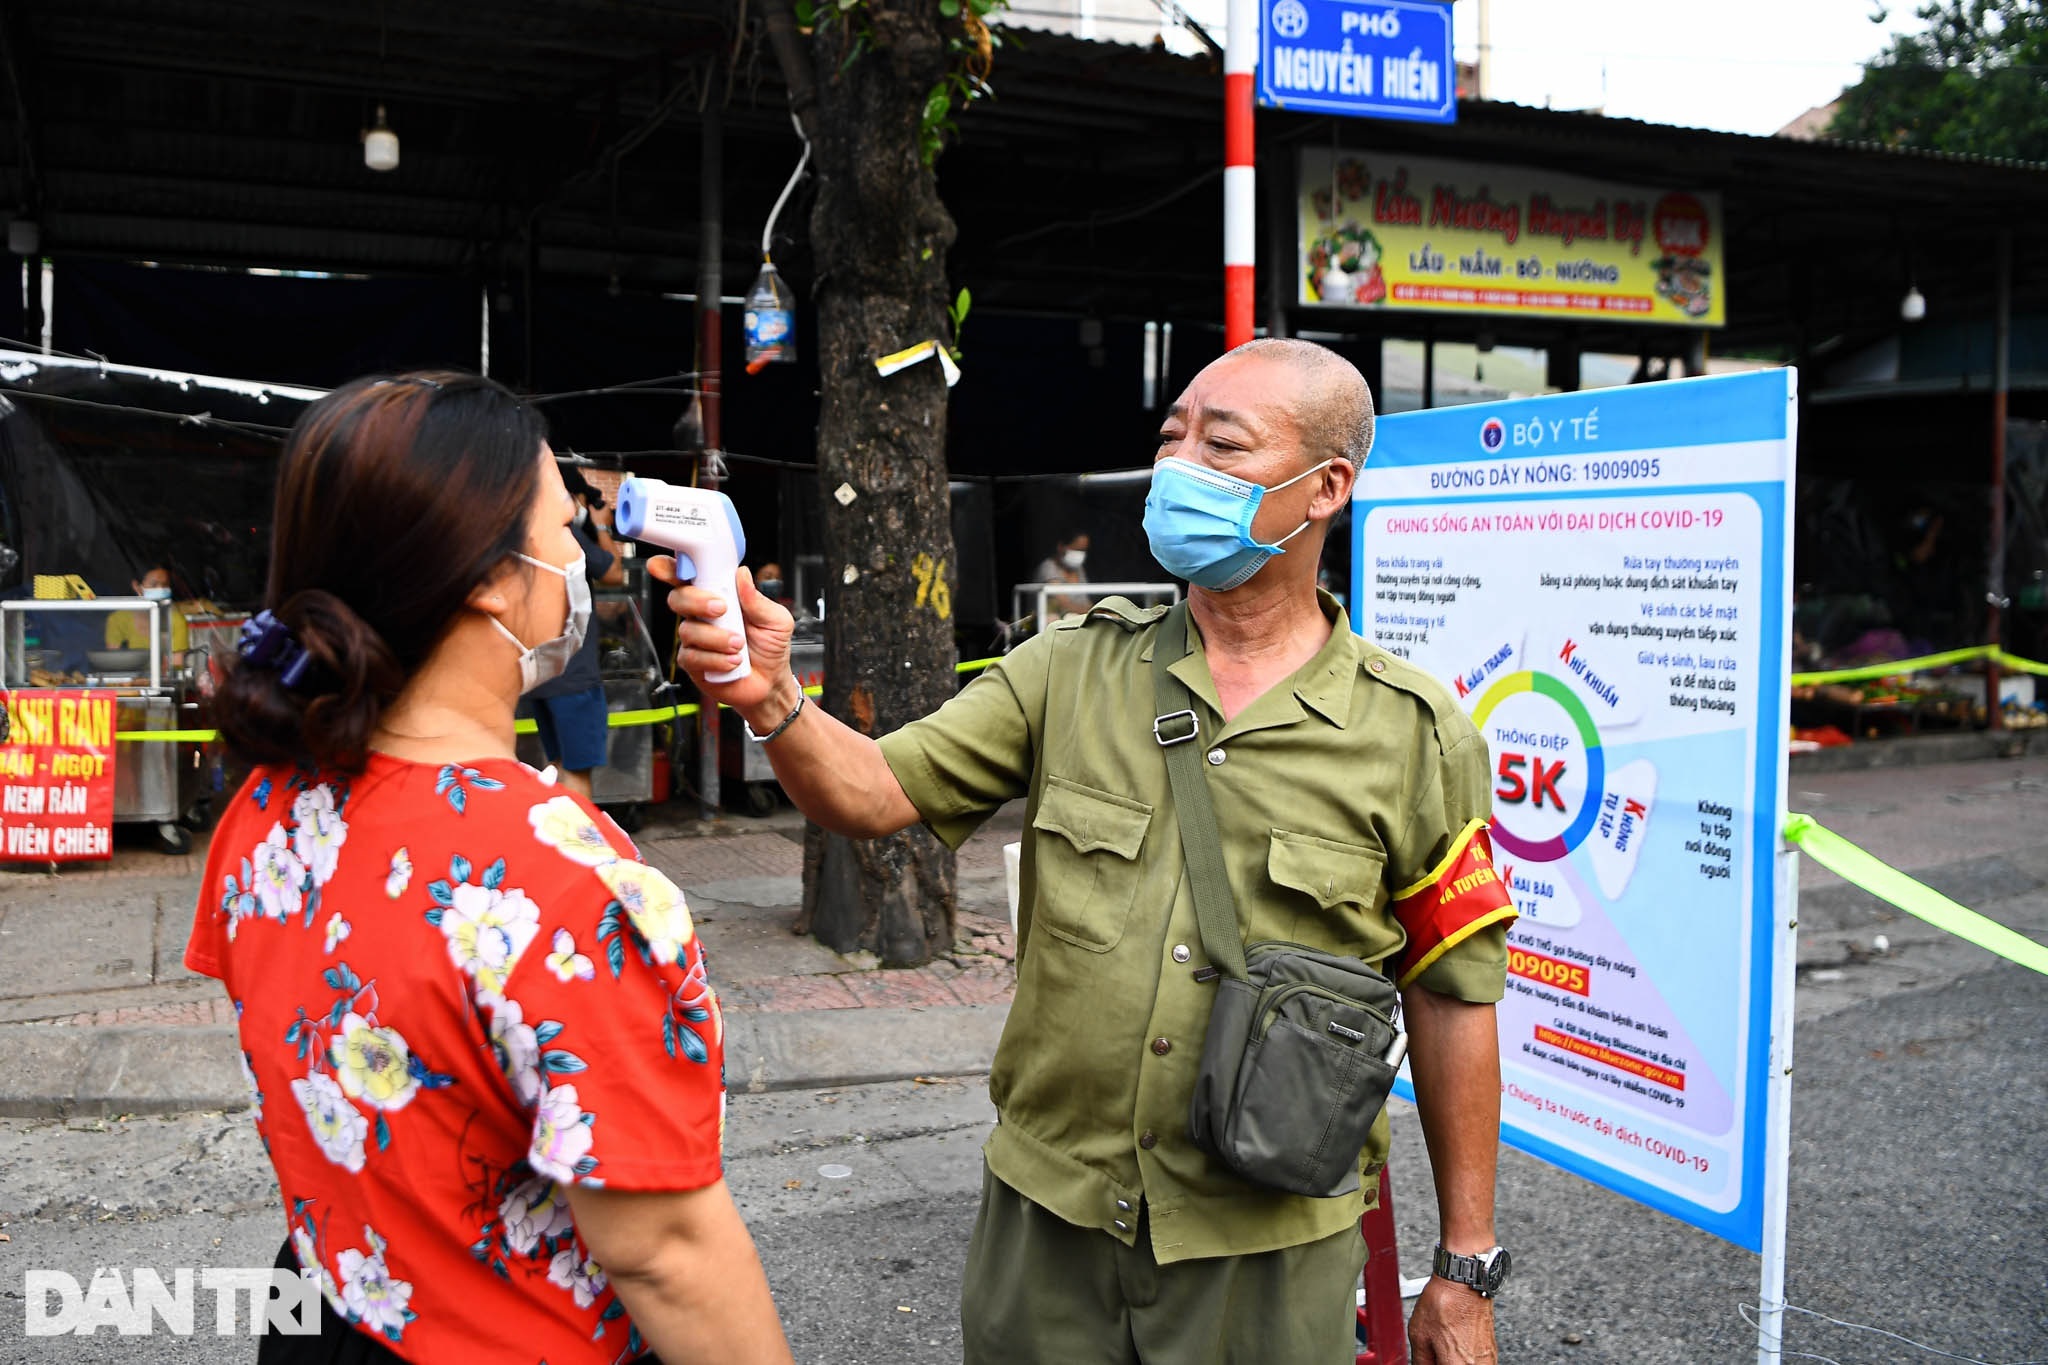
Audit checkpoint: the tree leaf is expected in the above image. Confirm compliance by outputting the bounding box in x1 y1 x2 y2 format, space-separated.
794 0 816 22
940 0 961 14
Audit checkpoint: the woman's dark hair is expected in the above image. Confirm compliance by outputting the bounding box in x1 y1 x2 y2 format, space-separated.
561 463 602 509
218 372 547 773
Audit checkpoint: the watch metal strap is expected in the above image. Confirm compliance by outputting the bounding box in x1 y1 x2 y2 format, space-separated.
1433 1244 1508 1297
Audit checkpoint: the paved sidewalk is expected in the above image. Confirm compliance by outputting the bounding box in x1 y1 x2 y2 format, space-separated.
0 802 1025 1117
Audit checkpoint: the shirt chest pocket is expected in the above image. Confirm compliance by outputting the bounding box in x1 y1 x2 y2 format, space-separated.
1266 830 1398 961
1030 776 1154 953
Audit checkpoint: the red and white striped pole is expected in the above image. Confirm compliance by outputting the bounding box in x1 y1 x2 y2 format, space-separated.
1223 0 1256 348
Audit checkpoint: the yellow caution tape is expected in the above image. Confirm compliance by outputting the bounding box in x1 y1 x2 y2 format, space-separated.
104 664 998 747
1791 645 2048 688
1783 814 2048 977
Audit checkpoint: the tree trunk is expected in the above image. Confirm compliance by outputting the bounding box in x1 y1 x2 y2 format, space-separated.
792 0 960 965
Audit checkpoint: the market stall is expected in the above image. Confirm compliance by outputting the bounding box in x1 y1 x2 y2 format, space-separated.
1 596 213 853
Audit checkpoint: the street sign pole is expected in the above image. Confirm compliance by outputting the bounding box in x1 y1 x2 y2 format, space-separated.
1224 0 1256 348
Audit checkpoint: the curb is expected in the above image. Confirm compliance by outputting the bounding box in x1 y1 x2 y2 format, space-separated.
0 1005 1010 1118
0 1025 248 1119
1790 729 2047 774
723 1003 1009 1093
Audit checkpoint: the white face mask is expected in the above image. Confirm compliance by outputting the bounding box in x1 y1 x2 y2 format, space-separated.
1060 548 1087 571
493 553 592 693
140 586 173 601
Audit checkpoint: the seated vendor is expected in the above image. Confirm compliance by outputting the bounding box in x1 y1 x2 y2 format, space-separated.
104 566 193 660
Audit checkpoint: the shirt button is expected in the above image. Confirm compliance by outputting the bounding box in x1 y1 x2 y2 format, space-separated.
1369 659 1387 674
1151 1036 1172 1056
1172 944 1191 963
1114 1219 1131 1233
1206 747 1226 766
1116 1199 1132 1212
1139 1130 1159 1149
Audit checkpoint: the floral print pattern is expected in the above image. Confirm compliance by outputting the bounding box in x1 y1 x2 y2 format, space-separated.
329 1012 420 1113
529 1083 599 1184
252 824 307 925
335 1224 417 1342
190 756 727 1365
594 860 694 966
385 847 412 899
428 856 540 1005
547 929 595 984
292 1071 368 1173
529 797 619 868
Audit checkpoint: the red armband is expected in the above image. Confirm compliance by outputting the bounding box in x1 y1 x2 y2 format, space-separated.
1388 819 1518 989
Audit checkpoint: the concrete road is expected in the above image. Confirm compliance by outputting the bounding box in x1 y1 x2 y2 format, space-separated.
6 957 2045 1365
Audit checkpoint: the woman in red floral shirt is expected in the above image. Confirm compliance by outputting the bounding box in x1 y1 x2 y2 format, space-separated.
190 373 791 1365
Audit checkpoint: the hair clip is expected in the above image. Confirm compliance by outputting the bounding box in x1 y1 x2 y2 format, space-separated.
239 610 313 689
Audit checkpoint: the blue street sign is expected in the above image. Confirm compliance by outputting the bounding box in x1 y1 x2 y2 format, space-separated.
1258 0 1456 124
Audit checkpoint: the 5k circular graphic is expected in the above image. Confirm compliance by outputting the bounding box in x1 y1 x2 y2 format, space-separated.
1471 670 1605 862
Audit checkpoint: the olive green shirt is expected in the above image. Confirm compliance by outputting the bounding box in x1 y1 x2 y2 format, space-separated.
877 592 1507 1265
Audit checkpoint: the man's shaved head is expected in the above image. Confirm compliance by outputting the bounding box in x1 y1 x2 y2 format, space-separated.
1227 337 1375 471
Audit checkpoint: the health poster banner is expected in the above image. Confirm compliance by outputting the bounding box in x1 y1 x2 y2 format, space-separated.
1 689 117 862
1299 147 1725 326
1355 370 1795 1250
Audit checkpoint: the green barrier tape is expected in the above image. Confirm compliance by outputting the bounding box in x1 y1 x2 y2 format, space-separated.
1790 646 1993 688
1791 644 2048 688
1783 814 2048 977
104 668 989 747
1991 647 2048 678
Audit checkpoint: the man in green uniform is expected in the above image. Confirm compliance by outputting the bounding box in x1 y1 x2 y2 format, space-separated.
663 338 1513 1364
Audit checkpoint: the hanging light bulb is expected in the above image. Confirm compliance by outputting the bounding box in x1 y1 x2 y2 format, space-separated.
363 104 400 172
1900 285 1927 322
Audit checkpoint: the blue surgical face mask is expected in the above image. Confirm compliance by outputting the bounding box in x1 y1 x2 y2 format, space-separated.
1143 456 1334 591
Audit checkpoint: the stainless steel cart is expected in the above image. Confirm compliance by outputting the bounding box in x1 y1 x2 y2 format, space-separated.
1 597 204 853
513 582 665 829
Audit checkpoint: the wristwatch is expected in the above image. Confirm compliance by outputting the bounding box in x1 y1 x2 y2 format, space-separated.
1432 1244 1512 1298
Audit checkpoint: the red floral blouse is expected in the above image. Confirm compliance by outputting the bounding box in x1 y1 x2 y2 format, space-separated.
187 754 725 1364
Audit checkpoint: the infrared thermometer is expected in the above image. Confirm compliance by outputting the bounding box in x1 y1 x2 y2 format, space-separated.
614 476 751 684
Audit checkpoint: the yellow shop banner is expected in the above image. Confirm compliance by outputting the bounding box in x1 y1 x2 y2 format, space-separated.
1298 149 1725 327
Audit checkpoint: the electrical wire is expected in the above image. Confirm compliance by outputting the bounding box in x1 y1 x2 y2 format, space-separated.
1739 1300 2048 1365
761 109 812 262
0 386 292 437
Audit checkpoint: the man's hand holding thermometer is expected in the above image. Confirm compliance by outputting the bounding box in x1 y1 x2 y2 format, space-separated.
624 476 800 731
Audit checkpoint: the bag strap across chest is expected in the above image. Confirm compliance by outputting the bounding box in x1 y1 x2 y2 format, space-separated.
1151 602 1249 984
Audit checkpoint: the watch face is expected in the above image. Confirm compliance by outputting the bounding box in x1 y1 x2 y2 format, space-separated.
1482 1248 1512 1293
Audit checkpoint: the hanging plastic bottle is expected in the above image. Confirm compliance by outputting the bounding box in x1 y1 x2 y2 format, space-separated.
744 261 796 370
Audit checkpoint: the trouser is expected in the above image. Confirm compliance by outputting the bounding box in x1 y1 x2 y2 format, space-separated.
961 1165 1368 1365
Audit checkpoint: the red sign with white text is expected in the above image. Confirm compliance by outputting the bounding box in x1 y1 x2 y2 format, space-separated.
1 690 117 861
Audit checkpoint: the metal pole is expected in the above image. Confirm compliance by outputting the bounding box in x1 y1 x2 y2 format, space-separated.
1422 333 1435 409
1264 147 1292 340
696 72 725 823
1476 0 1492 99
1987 229 2012 730
1223 0 1255 348
1754 848 1800 1365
